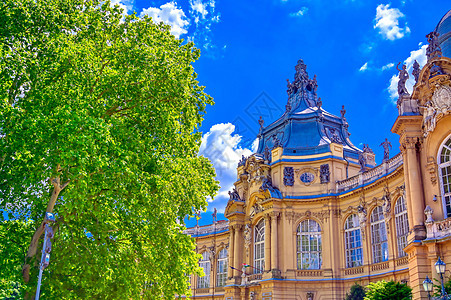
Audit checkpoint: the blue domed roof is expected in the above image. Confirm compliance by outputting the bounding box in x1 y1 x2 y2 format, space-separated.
256 60 361 160
436 10 451 59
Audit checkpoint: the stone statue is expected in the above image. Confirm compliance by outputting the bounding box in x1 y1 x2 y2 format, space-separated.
263 146 271 163
310 74 318 93
258 116 264 130
358 152 366 172
212 208 217 223
412 60 420 83
426 31 442 61
396 62 409 96
363 144 374 154
357 205 367 225
317 97 322 109
241 265 248 286
244 224 251 250
340 105 346 119
380 138 392 161
422 101 437 136
238 155 247 167
382 186 391 214
228 188 241 201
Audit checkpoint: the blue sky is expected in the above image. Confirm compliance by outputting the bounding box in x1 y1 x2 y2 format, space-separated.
114 0 450 226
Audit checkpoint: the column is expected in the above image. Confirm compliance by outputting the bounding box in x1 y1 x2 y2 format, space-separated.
271 212 279 271
264 214 271 272
405 137 426 239
233 224 243 277
228 226 235 279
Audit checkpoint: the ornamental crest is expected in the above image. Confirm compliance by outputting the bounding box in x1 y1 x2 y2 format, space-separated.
423 84 451 137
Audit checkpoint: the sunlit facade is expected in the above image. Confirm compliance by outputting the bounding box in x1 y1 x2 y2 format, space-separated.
185 10 451 299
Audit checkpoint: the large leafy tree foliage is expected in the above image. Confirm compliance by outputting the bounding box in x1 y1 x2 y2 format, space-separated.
364 280 412 300
0 220 34 299
345 283 366 300
0 0 218 298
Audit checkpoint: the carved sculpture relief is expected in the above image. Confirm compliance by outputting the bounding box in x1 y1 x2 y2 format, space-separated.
228 188 242 202
320 164 330 183
295 167 319 186
426 156 438 185
284 166 295 186
259 176 282 198
325 126 342 144
244 223 251 252
422 84 451 137
357 202 367 240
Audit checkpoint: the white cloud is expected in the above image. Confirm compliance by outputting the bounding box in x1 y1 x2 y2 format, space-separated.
188 0 223 55
374 4 410 40
388 44 427 102
290 7 308 17
381 62 394 70
140 2 190 38
359 62 369 72
199 123 255 212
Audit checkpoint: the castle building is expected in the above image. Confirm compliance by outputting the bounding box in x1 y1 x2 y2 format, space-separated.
184 10 451 300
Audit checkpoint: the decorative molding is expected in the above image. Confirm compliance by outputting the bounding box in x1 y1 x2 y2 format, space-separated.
426 156 438 185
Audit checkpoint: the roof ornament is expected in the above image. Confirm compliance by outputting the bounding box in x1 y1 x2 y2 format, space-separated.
426 31 442 61
362 144 373 154
380 138 392 162
317 97 322 109
212 208 217 223
238 155 247 167
340 105 346 119
412 60 421 83
257 116 264 138
228 188 242 202
396 62 410 97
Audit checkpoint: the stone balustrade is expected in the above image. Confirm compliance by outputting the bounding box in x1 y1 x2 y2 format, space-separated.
184 221 229 236
425 217 451 240
336 153 403 193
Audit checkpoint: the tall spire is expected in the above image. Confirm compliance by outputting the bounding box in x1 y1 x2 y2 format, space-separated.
285 59 319 113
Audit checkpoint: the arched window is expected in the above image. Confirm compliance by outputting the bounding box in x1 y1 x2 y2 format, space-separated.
297 219 322 269
216 248 228 287
438 136 451 218
254 219 265 274
395 196 409 257
344 214 363 267
370 206 388 263
197 251 210 288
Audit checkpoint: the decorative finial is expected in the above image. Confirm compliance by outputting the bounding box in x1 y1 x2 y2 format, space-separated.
380 138 392 162
396 62 409 97
426 31 442 61
212 208 217 223
412 60 420 83
341 105 346 119
258 116 264 129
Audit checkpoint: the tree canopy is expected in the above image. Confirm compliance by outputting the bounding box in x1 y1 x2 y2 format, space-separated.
0 0 218 298
345 283 366 300
364 280 412 300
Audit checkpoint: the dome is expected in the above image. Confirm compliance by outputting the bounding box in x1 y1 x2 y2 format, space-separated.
436 9 451 59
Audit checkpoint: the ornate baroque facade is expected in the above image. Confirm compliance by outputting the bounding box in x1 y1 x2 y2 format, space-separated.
185 10 451 300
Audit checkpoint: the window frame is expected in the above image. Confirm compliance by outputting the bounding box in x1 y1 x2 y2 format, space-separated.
438 135 451 218
394 196 409 257
216 248 228 287
370 206 389 263
344 214 363 268
253 219 265 274
296 219 322 270
197 251 210 289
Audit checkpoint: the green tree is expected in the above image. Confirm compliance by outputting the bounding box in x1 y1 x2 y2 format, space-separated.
345 283 366 300
0 0 218 298
364 280 412 300
0 220 34 300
